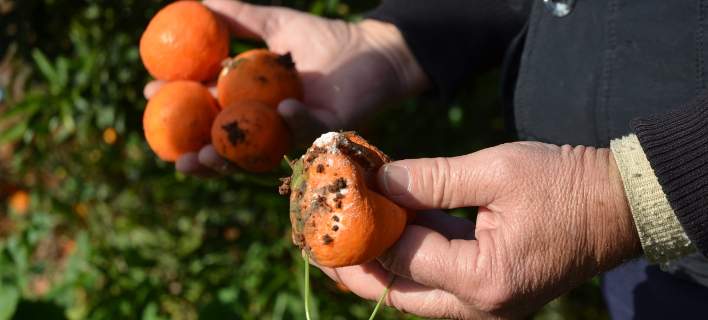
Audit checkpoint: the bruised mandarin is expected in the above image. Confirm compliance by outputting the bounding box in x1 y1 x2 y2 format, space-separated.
286 132 412 268
143 81 219 162
217 49 304 109
211 101 291 173
140 1 229 81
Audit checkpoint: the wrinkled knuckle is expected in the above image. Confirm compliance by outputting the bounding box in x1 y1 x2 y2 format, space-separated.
426 157 456 208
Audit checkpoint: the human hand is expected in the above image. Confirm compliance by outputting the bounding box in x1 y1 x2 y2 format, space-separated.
143 0 429 176
314 142 642 319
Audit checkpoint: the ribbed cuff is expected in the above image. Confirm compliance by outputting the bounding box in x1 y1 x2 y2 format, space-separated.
632 96 708 257
611 135 695 263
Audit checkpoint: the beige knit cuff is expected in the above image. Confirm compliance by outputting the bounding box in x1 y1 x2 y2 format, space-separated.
610 134 695 264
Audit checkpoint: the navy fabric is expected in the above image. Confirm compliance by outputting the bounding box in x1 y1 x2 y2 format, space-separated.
632 96 708 257
368 0 708 315
514 0 704 147
603 258 708 319
512 0 708 288
367 0 530 100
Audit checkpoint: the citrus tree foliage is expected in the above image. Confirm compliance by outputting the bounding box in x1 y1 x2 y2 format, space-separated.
0 1 606 319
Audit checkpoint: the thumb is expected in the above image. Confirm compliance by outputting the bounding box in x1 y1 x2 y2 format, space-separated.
377 152 502 210
202 0 286 39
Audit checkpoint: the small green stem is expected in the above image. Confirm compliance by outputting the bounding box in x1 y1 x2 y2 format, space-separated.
304 253 312 320
284 155 294 170
368 276 396 320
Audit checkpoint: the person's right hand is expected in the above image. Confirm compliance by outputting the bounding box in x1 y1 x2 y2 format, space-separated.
143 0 429 177
315 142 640 319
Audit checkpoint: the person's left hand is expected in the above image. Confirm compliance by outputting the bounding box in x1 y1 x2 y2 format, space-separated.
314 142 642 319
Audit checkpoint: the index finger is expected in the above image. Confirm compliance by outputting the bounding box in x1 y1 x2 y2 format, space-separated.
202 0 287 40
144 80 165 99
315 261 479 319
144 80 217 100
377 225 487 305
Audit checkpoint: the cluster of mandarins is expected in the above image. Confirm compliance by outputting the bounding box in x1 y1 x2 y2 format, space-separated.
139 1 301 172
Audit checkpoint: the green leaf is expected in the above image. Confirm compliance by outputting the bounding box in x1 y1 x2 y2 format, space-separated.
0 98 42 120
56 57 70 89
31 49 58 84
309 2 324 15
0 121 28 144
141 302 163 320
0 284 19 320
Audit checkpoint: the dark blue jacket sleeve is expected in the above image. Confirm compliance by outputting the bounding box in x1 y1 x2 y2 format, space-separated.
632 96 708 256
367 0 530 99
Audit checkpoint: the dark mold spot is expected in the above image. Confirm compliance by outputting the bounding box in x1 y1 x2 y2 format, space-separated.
316 164 325 173
332 215 340 222
335 201 342 209
311 194 330 212
327 177 347 193
332 225 339 232
221 122 246 146
276 52 296 70
304 146 327 166
322 234 333 245
256 75 268 84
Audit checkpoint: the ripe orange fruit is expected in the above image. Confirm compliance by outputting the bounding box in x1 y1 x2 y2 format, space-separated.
8 190 29 215
217 49 304 109
211 101 291 172
143 81 219 162
140 1 229 81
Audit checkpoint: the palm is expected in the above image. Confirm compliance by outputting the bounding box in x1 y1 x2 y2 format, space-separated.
147 0 415 176
263 10 400 131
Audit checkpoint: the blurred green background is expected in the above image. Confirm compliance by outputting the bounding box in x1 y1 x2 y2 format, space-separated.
0 0 608 319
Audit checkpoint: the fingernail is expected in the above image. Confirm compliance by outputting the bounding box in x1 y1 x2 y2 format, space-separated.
383 164 410 197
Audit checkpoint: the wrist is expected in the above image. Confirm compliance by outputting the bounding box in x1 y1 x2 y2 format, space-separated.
590 149 642 270
358 19 430 97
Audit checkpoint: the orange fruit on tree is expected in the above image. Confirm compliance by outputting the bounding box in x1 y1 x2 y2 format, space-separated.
8 190 29 215
217 49 304 109
143 81 219 162
211 101 291 173
140 1 229 81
